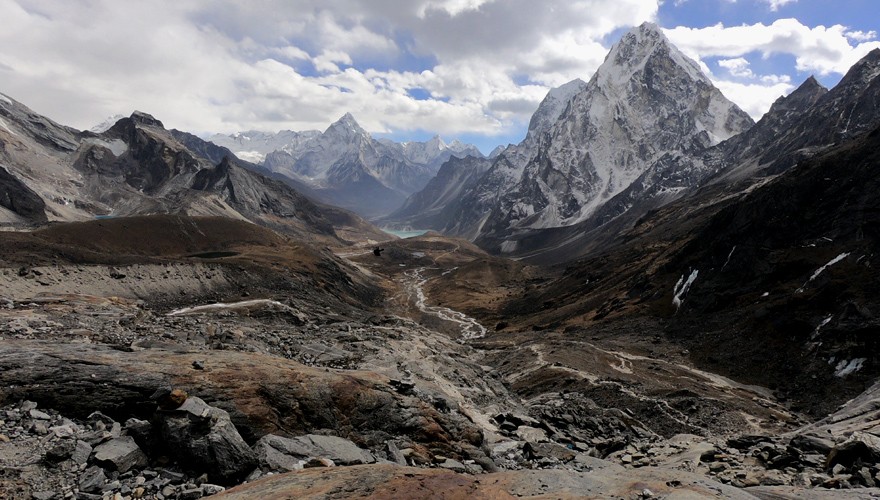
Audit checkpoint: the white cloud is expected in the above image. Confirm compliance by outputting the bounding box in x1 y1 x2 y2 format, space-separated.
418 0 495 18
846 30 877 42
764 0 797 11
714 80 795 120
666 19 880 76
718 57 754 78
0 0 875 143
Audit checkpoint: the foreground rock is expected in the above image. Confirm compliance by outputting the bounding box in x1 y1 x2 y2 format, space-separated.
216 461 757 499
255 434 375 472
156 396 257 483
0 340 486 463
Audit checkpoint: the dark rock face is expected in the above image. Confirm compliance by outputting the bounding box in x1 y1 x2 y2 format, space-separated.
0 166 47 223
155 396 256 483
383 155 493 230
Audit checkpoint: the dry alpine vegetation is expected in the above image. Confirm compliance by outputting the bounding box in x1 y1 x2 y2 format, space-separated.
0 214 878 500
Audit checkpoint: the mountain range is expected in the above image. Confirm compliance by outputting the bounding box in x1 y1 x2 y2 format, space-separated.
0 95 385 244
209 115 485 218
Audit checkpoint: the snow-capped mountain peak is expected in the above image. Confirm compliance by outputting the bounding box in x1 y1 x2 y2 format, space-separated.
598 22 706 89
326 112 368 138
455 21 754 249
89 114 126 134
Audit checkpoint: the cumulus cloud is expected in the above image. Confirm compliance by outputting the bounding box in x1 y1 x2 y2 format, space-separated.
718 57 755 78
664 18 880 119
666 19 880 75
0 0 875 143
0 0 659 139
763 0 797 11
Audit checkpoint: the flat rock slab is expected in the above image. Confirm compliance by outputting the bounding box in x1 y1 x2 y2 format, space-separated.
746 486 880 499
216 463 759 499
256 434 375 467
92 436 148 473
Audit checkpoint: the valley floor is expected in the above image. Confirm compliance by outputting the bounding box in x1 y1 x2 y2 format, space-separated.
1 228 879 499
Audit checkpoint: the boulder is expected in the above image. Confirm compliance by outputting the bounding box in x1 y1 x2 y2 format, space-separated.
255 434 375 470
79 465 107 493
515 426 548 443
93 436 148 473
524 442 577 462
72 440 93 465
155 396 256 483
789 433 834 455
826 431 880 469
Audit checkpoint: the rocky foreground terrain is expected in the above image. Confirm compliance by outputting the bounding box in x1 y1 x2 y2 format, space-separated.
1 216 880 499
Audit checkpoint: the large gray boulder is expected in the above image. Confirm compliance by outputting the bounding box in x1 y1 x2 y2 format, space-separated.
92 436 148 473
254 434 375 471
155 396 256 483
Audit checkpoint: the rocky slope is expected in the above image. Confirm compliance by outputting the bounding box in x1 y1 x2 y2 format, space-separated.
383 155 493 230
3 217 879 498
388 78 588 236
496 123 880 419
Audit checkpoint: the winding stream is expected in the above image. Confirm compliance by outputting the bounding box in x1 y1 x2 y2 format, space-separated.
403 267 487 341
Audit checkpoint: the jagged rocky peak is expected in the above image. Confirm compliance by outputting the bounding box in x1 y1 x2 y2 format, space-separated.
766 76 828 116
844 48 880 83
128 111 164 129
325 112 368 140
595 21 751 144
526 78 587 139
513 23 750 225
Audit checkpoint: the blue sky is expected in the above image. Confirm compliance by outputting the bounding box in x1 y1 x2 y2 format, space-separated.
0 0 878 153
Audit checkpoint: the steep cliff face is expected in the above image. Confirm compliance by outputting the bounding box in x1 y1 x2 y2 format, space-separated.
384 155 493 230
474 23 752 253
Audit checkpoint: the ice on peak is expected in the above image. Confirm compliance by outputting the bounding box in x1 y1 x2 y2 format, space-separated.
598 22 708 89
326 112 367 137
426 134 447 150
90 114 126 134
0 92 11 105
547 78 587 102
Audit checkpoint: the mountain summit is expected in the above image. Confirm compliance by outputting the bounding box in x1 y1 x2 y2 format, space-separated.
399 22 752 250
487 22 752 234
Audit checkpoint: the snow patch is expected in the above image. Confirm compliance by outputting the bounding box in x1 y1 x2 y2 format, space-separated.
672 269 699 309
0 117 18 137
796 253 850 293
500 240 518 254
721 246 736 271
0 93 10 105
835 358 866 377
812 315 833 339
235 151 266 163
167 299 295 316
85 138 128 156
